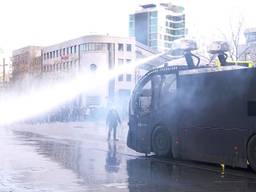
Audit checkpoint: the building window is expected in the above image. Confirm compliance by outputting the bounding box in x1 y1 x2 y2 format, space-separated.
164 42 172 48
79 44 84 52
118 59 124 65
150 25 157 33
79 43 107 52
129 20 135 37
126 59 131 64
50 52 52 59
166 15 185 22
59 49 62 56
150 11 157 18
127 44 132 51
44 53 46 60
126 74 132 81
149 33 157 40
53 51 55 58
118 44 124 51
70 46 73 54
67 47 69 54
56 50 59 57
74 45 77 53
63 48 65 55
150 40 157 47
246 32 256 43
118 74 123 81
168 22 185 29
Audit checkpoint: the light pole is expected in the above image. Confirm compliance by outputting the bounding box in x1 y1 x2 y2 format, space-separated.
3 58 6 84
0 49 8 89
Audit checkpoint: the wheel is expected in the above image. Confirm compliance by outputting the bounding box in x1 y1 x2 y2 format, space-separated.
247 135 256 172
152 126 172 157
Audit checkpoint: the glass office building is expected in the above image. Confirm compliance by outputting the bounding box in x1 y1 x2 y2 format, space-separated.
129 3 186 52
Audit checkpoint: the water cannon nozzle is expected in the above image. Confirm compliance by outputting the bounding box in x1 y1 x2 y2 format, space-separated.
207 41 230 54
171 39 198 52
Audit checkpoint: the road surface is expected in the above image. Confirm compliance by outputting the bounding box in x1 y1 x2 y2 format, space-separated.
0 121 256 191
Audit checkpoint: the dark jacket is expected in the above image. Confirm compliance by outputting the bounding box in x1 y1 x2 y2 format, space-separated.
106 109 121 128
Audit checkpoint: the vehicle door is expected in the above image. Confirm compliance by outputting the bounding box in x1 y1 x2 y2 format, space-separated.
133 78 154 153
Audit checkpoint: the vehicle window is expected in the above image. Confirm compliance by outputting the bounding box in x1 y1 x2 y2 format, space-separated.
138 80 152 115
159 74 177 107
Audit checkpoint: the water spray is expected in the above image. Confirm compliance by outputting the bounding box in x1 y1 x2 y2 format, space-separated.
0 53 164 125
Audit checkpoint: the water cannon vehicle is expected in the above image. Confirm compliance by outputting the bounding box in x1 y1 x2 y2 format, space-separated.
127 39 256 172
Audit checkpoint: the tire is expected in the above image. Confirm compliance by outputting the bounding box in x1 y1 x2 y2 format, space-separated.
152 126 172 157
247 135 256 172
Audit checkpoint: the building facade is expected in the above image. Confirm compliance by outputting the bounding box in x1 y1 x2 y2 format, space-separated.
11 35 170 119
243 28 256 63
12 46 42 83
42 35 136 115
129 2 186 52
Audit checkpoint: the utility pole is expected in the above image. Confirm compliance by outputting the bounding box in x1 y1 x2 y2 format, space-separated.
3 58 5 84
1 58 8 89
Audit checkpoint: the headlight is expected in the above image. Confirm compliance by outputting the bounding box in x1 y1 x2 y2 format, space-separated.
171 39 198 51
207 41 230 54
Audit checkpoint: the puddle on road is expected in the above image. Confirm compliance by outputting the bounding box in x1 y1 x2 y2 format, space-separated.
12 130 256 192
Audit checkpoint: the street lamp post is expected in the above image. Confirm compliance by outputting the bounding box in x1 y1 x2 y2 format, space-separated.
0 58 8 88
3 58 5 84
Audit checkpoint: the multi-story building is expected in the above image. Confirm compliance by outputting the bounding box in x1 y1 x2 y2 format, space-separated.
244 28 256 44
12 46 42 83
129 2 186 52
0 57 12 89
42 35 136 114
243 28 256 62
11 35 170 118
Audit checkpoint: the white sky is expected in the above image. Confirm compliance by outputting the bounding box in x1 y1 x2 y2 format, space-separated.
0 0 255 59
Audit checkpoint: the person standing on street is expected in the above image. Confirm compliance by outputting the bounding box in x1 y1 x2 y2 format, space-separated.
106 107 121 141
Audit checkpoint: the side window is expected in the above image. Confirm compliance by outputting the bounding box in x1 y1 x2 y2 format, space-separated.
159 74 177 107
248 101 256 116
138 80 152 115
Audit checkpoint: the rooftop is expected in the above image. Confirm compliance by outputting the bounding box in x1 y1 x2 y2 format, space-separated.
139 2 184 13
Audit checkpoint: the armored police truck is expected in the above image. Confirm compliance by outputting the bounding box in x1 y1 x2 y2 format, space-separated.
127 40 256 171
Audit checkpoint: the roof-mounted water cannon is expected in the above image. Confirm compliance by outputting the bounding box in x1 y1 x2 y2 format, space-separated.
208 41 230 66
171 39 200 69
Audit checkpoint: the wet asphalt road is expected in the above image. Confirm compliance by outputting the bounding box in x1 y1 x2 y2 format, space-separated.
1 122 256 191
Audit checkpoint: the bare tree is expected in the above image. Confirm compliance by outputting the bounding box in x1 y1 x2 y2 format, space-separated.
220 17 247 61
230 18 244 60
